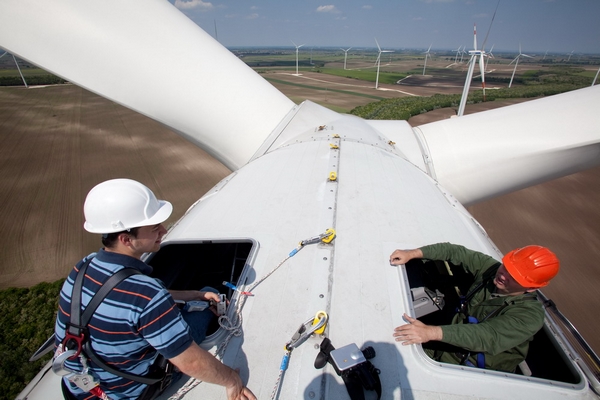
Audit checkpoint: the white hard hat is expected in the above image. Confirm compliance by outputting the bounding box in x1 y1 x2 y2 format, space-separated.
83 179 173 234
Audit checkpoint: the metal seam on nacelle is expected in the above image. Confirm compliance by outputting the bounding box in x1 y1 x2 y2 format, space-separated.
248 103 302 164
319 132 341 379
411 126 437 180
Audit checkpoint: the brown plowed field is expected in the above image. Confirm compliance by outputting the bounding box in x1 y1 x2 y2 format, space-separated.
1 80 599 355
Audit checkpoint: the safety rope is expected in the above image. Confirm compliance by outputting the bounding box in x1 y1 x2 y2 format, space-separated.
168 230 335 400
270 313 328 400
270 350 291 400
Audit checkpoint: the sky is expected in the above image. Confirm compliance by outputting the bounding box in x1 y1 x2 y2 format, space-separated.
168 0 600 54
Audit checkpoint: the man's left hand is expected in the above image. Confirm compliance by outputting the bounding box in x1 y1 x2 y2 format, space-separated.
393 313 443 345
199 291 220 302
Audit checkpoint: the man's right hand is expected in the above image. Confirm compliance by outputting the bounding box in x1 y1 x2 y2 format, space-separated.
170 343 256 400
225 369 256 400
389 248 423 265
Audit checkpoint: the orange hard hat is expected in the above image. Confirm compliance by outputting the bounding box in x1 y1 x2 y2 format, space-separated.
502 245 560 288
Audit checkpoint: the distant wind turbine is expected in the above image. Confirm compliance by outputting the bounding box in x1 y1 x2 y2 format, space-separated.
422 44 432 75
292 41 305 76
486 44 495 68
1 52 28 87
341 47 352 70
457 24 488 116
567 50 574 62
508 43 533 88
452 45 463 65
457 0 499 116
374 38 393 89
453 45 462 64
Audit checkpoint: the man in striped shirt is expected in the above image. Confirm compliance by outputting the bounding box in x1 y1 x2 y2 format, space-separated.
55 179 255 400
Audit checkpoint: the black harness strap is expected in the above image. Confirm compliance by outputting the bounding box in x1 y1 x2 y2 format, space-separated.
456 262 538 368
66 258 166 385
458 262 501 312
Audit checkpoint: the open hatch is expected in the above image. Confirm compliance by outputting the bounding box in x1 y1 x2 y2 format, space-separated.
404 258 599 391
145 239 257 338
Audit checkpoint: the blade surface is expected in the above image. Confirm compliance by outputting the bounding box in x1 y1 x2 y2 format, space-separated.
0 0 294 170
415 86 600 205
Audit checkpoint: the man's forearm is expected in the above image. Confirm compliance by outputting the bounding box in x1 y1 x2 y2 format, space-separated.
170 343 240 388
170 290 214 302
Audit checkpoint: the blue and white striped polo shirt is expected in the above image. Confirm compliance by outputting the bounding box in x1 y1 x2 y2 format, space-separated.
55 249 193 399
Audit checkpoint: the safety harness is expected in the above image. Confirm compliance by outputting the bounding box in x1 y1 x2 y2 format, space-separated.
455 262 537 368
56 258 173 399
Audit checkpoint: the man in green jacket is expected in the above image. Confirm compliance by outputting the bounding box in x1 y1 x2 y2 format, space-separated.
390 242 560 372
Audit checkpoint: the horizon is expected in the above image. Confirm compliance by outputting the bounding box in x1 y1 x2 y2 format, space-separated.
224 45 600 57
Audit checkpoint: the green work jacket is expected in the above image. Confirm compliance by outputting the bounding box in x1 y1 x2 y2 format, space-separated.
420 242 544 372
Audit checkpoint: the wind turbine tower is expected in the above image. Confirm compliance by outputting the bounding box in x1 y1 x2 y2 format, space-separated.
292 41 305 76
457 24 487 116
422 44 432 75
457 0 499 116
374 38 393 89
341 47 352 70
508 43 532 88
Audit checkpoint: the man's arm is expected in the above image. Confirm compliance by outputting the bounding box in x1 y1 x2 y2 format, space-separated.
393 302 544 355
391 243 499 277
169 289 220 303
169 342 256 400
440 303 544 354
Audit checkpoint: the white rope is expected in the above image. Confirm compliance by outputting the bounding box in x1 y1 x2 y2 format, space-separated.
269 351 290 400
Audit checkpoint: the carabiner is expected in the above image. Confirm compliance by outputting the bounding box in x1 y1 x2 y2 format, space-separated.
52 349 79 376
286 312 328 351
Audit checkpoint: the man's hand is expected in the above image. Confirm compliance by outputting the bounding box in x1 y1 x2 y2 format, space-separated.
225 369 256 400
393 313 442 345
199 290 220 303
170 289 221 303
389 249 423 265
170 343 256 400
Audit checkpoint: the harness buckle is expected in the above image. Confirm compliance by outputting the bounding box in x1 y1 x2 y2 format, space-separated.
63 322 88 358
